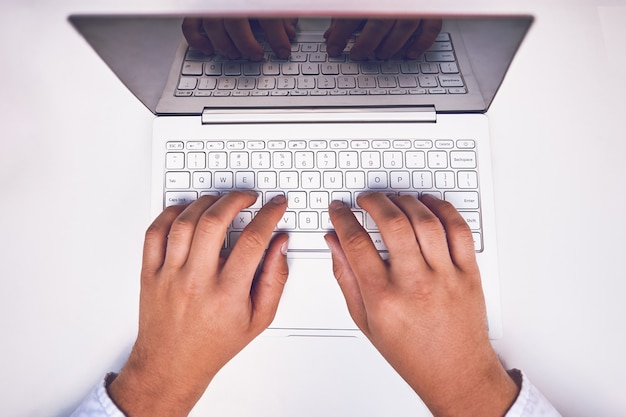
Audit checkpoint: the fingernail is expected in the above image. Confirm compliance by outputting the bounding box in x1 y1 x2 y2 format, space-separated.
280 239 289 256
272 194 287 204
242 190 258 197
329 200 345 211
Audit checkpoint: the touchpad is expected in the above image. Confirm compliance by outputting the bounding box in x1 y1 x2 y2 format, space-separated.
269 256 358 331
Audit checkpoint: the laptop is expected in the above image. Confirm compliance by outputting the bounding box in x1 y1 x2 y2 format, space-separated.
70 13 532 417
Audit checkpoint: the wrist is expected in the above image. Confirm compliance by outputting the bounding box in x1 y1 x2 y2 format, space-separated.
421 358 519 417
107 358 208 417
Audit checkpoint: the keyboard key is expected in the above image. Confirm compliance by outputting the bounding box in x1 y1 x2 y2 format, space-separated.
444 191 479 209
193 172 212 188
232 211 253 229
166 152 185 169
427 151 448 168
235 171 255 189
458 171 478 189
299 212 319 229
368 171 388 189
450 151 477 168
276 212 297 230
165 172 190 189
165 191 197 206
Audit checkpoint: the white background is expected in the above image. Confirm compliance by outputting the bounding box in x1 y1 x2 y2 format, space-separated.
0 0 625 416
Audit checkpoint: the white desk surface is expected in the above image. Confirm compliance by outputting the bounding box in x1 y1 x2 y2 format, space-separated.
1 0 625 416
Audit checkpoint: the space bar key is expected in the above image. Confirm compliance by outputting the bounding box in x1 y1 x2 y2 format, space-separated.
283 232 331 251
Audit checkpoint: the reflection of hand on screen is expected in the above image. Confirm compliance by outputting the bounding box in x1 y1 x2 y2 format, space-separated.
182 18 297 61
324 18 443 60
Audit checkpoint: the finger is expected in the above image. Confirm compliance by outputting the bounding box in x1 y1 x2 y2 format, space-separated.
223 18 264 61
390 194 453 268
324 233 368 331
248 233 290 331
258 19 292 59
283 18 298 39
202 18 241 59
163 195 221 269
357 193 424 263
181 18 215 55
374 19 421 59
141 204 187 280
185 191 260 271
221 194 288 291
420 194 478 272
327 200 387 295
350 19 395 60
405 18 443 59
324 19 363 56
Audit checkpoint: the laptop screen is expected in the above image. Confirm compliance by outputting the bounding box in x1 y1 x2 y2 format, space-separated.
69 14 532 115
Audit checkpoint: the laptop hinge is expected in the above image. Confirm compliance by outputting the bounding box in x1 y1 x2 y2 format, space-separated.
201 106 437 124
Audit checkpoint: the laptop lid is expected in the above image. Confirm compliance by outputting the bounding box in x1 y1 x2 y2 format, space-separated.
69 14 532 117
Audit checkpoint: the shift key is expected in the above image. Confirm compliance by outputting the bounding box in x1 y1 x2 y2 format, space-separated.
444 191 479 209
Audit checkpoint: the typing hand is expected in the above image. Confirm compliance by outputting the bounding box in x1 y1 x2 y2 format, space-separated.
108 192 289 417
325 193 519 417
182 17 297 60
324 18 443 60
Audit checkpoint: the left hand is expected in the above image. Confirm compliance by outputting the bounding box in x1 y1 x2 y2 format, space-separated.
324 18 443 60
108 191 289 417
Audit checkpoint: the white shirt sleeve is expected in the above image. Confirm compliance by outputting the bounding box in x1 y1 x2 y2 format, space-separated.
71 370 561 417
505 369 562 417
70 374 125 417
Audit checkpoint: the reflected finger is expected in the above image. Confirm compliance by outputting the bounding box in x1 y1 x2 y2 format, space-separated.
374 19 421 59
182 17 215 55
324 19 363 57
350 19 395 60
405 18 443 59
202 18 241 59
223 18 264 61
258 19 293 59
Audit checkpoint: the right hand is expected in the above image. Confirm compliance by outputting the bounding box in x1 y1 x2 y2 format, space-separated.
324 18 442 60
324 193 519 417
182 18 297 60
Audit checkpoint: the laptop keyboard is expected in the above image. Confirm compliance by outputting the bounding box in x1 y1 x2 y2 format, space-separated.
164 138 483 253
176 32 467 98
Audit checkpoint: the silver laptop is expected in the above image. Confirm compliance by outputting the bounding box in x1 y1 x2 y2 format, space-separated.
71 14 532 416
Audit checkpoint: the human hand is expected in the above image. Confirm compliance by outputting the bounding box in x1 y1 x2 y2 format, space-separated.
108 191 289 417
324 18 443 60
182 17 297 60
324 193 518 417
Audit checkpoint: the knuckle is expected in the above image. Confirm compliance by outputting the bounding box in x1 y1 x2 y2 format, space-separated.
196 211 225 235
341 229 374 252
237 228 268 251
379 212 410 234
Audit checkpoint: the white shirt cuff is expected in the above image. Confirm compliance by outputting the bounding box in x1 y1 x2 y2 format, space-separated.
70 374 125 417
505 369 562 417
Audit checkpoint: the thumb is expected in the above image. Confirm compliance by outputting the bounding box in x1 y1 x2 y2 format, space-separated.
324 233 368 330
250 234 290 330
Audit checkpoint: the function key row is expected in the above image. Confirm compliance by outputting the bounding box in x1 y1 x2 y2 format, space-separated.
166 139 476 151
